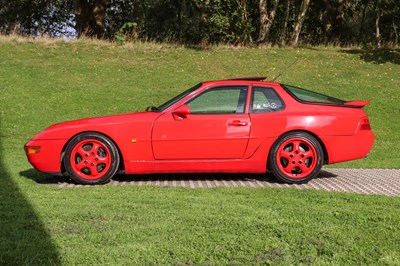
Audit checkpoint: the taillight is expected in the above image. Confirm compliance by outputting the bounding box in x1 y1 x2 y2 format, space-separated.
359 118 371 130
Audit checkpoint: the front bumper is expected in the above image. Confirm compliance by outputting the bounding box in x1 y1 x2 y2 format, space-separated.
24 139 67 173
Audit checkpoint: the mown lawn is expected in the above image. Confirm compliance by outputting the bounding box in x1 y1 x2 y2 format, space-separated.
0 37 399 265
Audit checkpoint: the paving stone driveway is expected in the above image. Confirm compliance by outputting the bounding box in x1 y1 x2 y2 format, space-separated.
52 168 400 196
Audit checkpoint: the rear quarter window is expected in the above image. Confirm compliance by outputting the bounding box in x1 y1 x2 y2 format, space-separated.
250 87 285 113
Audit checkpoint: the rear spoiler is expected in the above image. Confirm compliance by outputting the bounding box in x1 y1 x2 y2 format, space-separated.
344 100 370 108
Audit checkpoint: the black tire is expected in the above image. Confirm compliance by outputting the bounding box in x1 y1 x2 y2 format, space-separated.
268 131 323 184
63 132 120 185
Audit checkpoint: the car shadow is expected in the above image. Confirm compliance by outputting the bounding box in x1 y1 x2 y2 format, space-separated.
20 168 338 186
342 48 400 65
113 169 338 185
0 131 60 264
113 172 277 183
20 168 73 185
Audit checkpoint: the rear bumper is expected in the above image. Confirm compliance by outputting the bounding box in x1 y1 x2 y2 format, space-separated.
321 130 374 164
24 139 66 173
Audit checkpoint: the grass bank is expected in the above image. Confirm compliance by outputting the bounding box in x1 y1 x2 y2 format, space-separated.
0 37 399 265
1 37 399 168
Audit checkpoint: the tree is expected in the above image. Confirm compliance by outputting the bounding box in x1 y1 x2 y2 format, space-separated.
238 0 253 45
375 3 383 48
74 0 109 38
0 0 73 36
1 0 399 47
257 0 280 44
289 0 310 46
322 0 347 45
372 0 397 47
358 0 371 44
280 0 291 46
194 0 210 44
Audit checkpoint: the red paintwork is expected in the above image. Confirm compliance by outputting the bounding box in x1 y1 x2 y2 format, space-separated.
345 100 370 107
25 79 375 177
152 112 250 159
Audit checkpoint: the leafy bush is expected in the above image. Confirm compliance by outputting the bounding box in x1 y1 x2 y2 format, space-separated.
114 21 137 45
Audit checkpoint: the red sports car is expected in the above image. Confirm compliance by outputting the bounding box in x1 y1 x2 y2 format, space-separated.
25 77 374 185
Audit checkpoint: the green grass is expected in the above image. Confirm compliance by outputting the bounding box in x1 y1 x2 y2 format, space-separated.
2 183 400 265
1 39 399 168
1 37 400 265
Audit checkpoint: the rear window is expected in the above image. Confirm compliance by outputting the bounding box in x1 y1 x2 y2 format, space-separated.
282 84 345 105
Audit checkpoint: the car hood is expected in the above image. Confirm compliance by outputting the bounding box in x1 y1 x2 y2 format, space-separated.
32 111 160 140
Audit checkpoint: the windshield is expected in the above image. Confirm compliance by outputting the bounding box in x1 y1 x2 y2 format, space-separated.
156 83 202 111
282 84 345 104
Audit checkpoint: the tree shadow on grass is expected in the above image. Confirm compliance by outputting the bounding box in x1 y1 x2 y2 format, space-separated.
342 48 400 65
0 127 60 264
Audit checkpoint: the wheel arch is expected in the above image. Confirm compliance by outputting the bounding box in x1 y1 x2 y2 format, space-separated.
60 131 125 174
267 129 329 170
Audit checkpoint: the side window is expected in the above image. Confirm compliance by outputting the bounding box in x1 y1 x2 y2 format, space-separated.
251 87 284 113
186 86 247 114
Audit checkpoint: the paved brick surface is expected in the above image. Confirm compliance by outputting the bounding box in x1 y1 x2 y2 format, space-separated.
48 168 400 196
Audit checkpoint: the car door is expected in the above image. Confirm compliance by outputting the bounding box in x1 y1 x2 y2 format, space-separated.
152 86 251 160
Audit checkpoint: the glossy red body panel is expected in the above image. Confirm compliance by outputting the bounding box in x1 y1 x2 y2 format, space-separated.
25 80 374 176
25 139 66 173
321 129 374 163
345 100 370 107
152 112 250 159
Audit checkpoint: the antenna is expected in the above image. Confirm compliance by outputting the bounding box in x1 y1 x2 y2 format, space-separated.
271 59 300 82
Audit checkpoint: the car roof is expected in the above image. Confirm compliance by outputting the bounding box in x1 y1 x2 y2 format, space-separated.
226 76 267 81
202 77 279 87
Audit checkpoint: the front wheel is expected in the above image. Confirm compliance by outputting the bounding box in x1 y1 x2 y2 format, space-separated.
268 132 323 184
63 132 120 185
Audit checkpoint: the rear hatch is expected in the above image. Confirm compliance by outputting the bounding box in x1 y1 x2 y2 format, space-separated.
282 84 370 108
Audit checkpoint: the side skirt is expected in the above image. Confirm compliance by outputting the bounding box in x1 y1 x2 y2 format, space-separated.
123 158 267 174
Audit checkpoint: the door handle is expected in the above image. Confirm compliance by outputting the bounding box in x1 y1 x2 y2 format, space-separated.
228 120 248 126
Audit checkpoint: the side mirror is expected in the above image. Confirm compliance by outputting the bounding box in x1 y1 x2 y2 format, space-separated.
172 105 191 121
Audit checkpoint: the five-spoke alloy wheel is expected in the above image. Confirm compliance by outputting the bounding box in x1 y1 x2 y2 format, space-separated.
64 132 120 185
268 132 323 184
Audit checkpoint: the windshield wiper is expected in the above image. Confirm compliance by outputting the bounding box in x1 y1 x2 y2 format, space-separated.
146 106 160 112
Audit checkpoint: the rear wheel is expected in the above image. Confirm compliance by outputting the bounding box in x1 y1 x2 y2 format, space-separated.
64 132 120 185
268 132 323 184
